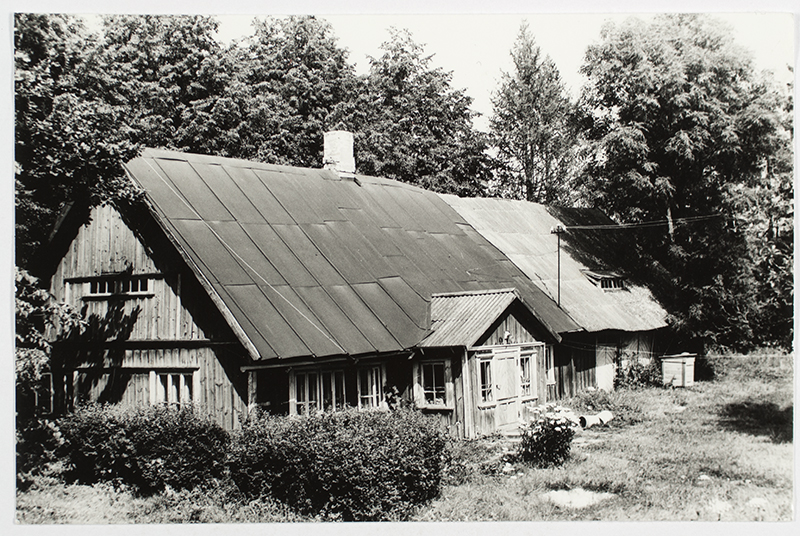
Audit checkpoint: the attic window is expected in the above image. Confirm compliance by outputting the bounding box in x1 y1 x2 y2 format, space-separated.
78 275 155 299
582 270 626 291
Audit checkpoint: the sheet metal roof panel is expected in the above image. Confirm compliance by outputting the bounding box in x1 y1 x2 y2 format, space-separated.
377 276 429 330
301 224 375 284
271 224 347 286
124 158 199 220
189 163 267 224
319 221 398 281
221 166 295 225
261 284 345 357
208 221 286 286
337 208 403 257
293 286 376 355
239 223 318 287
225 283 311 358
325 285 401 352
253 169 322 224
170 219 252 285
444 196 668 333
421 290 518 348
352 282 426 349
212 284 277 359
154 159 235 222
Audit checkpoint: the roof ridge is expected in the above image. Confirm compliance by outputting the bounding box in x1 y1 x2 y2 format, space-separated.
431 287 519 299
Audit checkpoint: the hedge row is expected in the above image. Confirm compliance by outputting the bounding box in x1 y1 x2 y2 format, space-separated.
17 404 449 521
227 408 448 521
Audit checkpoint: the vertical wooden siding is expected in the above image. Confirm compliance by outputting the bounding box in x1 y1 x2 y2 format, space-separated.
51 205 248 430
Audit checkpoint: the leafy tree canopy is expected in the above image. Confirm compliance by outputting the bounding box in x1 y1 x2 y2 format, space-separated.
577 14 793 350
489 22 579 204
336 28 492 196
15 14 140 268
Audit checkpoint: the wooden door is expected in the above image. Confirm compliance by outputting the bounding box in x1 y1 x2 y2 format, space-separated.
493 347 520 429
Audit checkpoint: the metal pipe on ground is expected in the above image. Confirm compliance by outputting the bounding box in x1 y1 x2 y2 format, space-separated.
579 410 614 429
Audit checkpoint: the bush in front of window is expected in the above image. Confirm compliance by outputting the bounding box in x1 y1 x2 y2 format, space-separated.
56 404 229 494
518 412 576 468
227 408 448 521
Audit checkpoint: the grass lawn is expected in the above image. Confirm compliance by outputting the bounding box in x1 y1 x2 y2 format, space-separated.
15 351 794 523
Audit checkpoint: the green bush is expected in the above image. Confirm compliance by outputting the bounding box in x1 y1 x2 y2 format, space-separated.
57 404 229 494
518 413 575 468
228 408 448 521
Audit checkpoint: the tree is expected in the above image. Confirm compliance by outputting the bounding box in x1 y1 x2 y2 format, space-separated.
15 268 84 417
227 16 360 166
577 14 792 350
96 15 240 156
489 23 579 204
337 28 492 196
14 14 140 268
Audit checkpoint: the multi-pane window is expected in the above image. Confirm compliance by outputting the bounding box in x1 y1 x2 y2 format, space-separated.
358 366 383 409
295 370 346 415
600 278 624 290
420 362 446 406
519 352 533 397
479 359 493 403
155 372 193 405
86 275 151 297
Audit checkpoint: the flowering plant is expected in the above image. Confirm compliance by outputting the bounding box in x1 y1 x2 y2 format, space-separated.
518 411 575 468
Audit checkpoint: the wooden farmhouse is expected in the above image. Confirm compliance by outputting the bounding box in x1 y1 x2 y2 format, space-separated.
42 133 667 437
442 196 670 399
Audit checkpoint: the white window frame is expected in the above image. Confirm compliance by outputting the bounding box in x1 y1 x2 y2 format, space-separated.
73 274 156 300
290 368 348 415
413 359 454 410
478 355 494 405
357 365 386 410
150 371 194 406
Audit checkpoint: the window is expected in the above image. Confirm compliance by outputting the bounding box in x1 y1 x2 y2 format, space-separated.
519 352 532 397
358 366 383 409
83 275 153 298
545 345 555 386
421 362 446 406
479 359 493 403
295 369 346 415
600 278 624 290
155 372 193 405
582 270 625 291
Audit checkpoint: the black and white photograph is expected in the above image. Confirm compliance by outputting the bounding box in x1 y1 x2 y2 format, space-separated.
7 0 796 528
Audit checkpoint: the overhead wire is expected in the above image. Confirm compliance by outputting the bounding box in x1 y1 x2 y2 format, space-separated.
562 213 723 231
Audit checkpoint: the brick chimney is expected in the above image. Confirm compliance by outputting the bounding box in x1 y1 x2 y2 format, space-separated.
323 131 355 176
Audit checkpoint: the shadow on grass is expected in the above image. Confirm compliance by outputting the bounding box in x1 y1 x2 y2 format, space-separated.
718 401 793 443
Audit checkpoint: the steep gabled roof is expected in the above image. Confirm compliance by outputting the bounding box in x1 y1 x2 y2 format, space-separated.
440 195 668 333
123 149 578 361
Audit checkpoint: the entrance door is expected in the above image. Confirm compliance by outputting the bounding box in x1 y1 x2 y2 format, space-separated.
596 343 616 391
493 347 520 429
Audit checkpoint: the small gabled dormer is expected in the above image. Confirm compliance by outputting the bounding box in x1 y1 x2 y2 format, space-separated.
582 270 626 291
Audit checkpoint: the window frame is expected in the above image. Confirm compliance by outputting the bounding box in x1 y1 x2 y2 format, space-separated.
150 370 194 406
414 359 454 410
69 274 157 301
291 367 350 415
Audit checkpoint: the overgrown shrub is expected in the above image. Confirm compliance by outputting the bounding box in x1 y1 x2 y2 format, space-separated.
16 417 65 490
57 404 229 494
228 408 448 521
615 358 662 389
518 413 575 468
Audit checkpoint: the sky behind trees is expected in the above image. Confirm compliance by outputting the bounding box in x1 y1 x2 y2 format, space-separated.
214 11 794 131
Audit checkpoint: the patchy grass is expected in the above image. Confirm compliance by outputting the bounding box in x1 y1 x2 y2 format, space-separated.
414 350 793 522
16 350 793 523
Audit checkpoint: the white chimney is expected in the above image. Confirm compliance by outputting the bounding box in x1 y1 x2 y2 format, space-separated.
323 131 356 176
